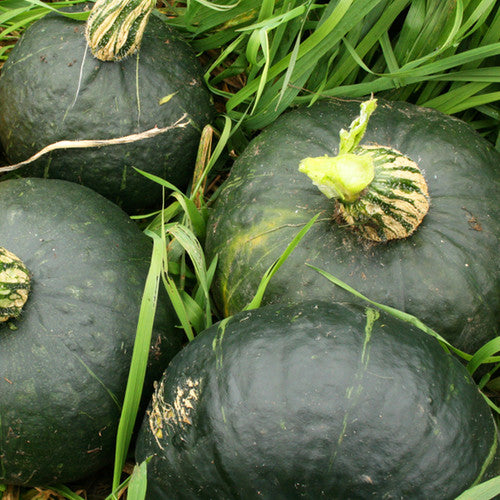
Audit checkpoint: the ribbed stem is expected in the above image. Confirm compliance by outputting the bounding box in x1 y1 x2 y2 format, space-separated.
85 0 156 61
299 98 430 242
0 247 31 322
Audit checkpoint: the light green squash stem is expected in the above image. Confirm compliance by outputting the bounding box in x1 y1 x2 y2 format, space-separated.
299 98 377 203
299 98 430 242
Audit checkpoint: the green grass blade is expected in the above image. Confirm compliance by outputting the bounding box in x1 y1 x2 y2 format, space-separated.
171 191 206 238
179 289 206 333
236 3 307 33
244 213 319 311
225 0 364 113
478 363 500 391
126 460 149 500
467 337 500 376
306 263 474 360
133 167 185 195
194 254 218 306
140 201 182 233
112 229 163 491
24 0 89 20
0 7 31 24
248 28 270 113
421 81 491 112
40 484 86 500
455 476 500 500
166 223 212 327
162 272 195 341
442 91 500 114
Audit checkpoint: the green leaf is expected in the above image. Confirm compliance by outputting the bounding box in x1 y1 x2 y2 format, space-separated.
25 0 89 20
112 229 163 491
166 224 212 328
126 460 149 500
455 475 500 500
171 192 206 238
133 167 185 195
40 484 86 500
467 337 500 376
306 264 472 360
245 213 320 311
162 272 195 342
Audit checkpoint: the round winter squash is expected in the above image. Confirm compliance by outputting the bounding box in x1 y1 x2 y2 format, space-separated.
0 177 184 486
0 7 214 211
204 98 499 354
135 301 497 499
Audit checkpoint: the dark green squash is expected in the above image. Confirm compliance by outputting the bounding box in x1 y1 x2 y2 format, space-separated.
0 7 214 211
205 98 499 354
0 177 184 486
135 301 497 499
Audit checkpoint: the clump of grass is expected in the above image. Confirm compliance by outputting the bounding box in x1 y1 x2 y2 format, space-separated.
159 0 500 148
0 1 499 499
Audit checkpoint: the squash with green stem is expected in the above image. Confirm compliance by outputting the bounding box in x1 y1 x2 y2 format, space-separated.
205 97 499 354
0 3 214 211
135 301 497 499
0 177 185 486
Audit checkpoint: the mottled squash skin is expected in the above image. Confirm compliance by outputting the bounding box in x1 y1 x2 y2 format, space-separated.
0 9 214 211
136 301 497 499
205 99 499 354
0 178 185 486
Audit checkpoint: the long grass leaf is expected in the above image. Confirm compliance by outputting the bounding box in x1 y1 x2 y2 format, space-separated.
467 337 500 376
171 191 206 238
245 213 319 311
306 264 474 360
455 476 500 500
226 0 382 112
236 4 307 32
24 0 88 20
443 91 500 114
112 230 163 490
40 484 86 500
134 167 185 195
162 272 195 341
179 289 206 333
166 224 211 328
126 460 149 500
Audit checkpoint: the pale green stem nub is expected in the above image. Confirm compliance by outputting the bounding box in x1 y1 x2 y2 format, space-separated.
299 97 378 203
298 98 430 242
85 0 156 62
299 153 375 203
